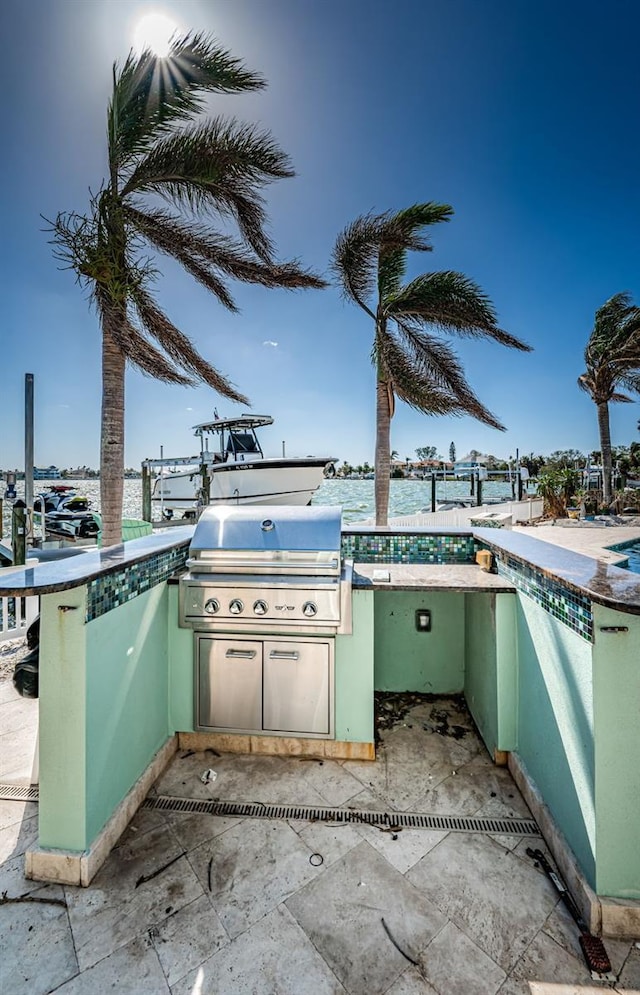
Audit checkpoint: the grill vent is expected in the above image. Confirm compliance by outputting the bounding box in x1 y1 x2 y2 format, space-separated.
0 783 39 802
144 795 539 837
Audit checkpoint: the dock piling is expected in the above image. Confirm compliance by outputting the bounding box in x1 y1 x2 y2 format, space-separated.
141 464 152 522
12 502 26 566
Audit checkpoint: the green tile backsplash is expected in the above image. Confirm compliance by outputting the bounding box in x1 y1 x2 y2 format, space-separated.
341 532 477 564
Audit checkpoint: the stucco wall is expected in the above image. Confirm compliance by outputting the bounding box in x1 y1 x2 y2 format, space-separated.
374 590 465 693
464 593 498 755
38 583 171 851
592 603 640 899
515 593 595 886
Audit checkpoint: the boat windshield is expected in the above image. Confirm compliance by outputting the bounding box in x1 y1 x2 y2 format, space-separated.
226 431 262 459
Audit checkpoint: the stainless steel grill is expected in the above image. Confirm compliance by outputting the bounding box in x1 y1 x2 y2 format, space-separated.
179 506 352 738
179 505 352 634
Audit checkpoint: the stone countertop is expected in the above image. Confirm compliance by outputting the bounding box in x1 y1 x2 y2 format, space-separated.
0 526 194 596
473 527 640 614
353 562 516 592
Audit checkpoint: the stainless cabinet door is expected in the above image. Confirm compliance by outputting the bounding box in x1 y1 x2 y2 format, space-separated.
263 640 330 735
197 637 262 731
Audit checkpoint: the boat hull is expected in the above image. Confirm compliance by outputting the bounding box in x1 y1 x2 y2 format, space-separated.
152 458 331 515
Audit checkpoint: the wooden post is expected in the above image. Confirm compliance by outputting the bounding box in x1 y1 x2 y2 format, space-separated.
477 476 483 508
141 464 152 522
470 471 475 497
431 473 437 513
517 470 523 501
12 501 26 566
200 463 211 514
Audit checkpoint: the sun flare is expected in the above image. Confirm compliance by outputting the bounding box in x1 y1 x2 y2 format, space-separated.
132 11 177 57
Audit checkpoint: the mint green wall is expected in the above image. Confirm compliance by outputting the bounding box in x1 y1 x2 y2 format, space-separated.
495 594 517 752
464 593 498 755
335 589 374 742
515 593 595 886
39 587 88 850
38 583 171 852
592 604 640 899
374 591 464 693
168 586 195 732
84 584 171 842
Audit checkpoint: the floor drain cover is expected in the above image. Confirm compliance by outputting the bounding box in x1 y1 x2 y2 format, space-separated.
0 783 39 802
144 795 540 837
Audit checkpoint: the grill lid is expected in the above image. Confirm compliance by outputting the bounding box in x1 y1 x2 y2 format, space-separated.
189 505 342 555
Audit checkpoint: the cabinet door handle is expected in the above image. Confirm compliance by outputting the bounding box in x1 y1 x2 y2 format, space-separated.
225 649 257 659
269 650 299 660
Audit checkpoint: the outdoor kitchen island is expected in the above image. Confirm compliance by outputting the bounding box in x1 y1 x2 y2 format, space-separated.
171 552 518 763
2 514 639 938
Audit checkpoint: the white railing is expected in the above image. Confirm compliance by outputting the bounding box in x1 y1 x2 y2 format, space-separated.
357 497 544 529
0 595 38 644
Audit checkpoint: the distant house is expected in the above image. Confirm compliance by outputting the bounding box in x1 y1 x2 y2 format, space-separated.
34 465 61 479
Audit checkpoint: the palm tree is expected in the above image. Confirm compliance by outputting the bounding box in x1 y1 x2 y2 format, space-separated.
48 33 325 545
331 203 531 525
578 292 640 505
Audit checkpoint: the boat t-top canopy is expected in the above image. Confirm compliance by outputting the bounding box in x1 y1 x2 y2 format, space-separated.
192 414 274 435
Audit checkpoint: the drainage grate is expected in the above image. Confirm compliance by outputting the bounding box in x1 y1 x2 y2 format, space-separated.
0 783 39 802
144 795 540 837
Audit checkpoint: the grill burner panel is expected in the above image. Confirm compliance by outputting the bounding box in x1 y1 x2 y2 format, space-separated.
182 580 341 627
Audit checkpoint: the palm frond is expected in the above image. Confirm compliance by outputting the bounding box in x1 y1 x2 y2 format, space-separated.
577 373 596 397
132 287 249 402
109 33 265 170
385 271 531 351
377 203 452 301
331 213 386 314
126 206 326 293
616 370 640 395
121 119 294 259
94 284 193 385
377 329 505 429
609 391 635 404
395 321 486 396
581 291 640 402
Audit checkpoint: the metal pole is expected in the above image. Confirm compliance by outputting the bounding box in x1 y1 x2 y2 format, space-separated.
159 446 164 521
24 373 34 514
282 441 286 458
431 472 436 513
0 497 3 539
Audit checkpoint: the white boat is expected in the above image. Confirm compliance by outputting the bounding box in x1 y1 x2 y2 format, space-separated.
149 414 337 518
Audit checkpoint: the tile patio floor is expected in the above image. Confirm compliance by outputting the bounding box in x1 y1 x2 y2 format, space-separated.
1 675 639 995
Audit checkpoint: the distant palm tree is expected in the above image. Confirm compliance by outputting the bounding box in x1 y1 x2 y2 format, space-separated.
48 33 325 545
578 292 640 504
331 203 531 525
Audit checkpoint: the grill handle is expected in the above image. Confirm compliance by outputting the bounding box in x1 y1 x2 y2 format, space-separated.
269 650 300 660
188 558 339 572
225 649 257 659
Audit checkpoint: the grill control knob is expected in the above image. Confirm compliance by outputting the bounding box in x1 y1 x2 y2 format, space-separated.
229 598 244 615
204 598 220 615
302 601 318 618
253 599 268 616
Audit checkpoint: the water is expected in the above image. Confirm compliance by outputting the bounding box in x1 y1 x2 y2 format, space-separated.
617 541 640 574
2 476 527 540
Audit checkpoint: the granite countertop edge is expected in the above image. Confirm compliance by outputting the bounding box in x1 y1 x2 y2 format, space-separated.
0 527 194 596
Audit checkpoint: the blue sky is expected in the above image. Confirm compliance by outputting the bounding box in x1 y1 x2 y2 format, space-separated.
1 0 638 470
